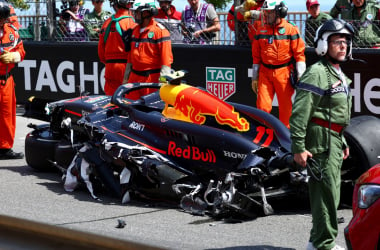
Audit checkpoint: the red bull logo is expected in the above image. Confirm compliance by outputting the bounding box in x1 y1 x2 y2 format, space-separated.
168 141 216 163
160 84 249 132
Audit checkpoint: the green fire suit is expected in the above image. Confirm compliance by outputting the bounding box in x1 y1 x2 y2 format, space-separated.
330 0 353 19
347 1 380 47
84 9 112 41
290 57 352 250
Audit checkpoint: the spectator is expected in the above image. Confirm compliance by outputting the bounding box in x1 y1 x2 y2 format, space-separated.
251 0 306 128
227 0 264 45
124 3 173 99
98 0 136 95
181 0 221 44
347 0 380 48
0 2 26 159
84 0 112 41
59 0 88 41
290 19 354 250
330 0 353 19
305 0 332 46
154 0 182 43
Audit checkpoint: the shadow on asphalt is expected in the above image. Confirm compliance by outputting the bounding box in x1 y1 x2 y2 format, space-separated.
3 164 314 220
206 245 295 250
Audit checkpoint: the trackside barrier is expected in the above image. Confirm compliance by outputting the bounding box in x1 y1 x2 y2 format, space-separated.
14 42 380 118
0 214 162 249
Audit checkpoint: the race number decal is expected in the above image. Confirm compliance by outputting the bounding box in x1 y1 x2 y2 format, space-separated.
253 126 273 147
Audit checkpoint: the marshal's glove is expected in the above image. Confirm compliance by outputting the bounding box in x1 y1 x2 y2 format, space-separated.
244 10 261 20
0 51 21 64
251 79 258 94
236 0 257 14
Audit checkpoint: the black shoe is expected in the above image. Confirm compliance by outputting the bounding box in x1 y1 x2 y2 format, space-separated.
0 149 24 160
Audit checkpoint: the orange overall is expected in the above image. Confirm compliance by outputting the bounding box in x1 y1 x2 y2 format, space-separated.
127 18 173 99
98 9 136 95
252 18 305 128
0 24 25 149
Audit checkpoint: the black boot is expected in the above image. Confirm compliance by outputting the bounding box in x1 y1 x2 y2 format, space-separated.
0 149 24 160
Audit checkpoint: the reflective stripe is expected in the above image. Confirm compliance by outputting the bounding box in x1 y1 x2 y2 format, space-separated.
297 82 327 96
255 33 301 40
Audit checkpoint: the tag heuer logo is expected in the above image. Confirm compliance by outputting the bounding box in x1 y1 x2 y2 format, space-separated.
206 67 236 100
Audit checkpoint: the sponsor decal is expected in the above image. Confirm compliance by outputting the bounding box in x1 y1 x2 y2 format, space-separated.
330 86 346 94
223 151 247 160
167 141 216 163
129 121 145 131
206 67 236 100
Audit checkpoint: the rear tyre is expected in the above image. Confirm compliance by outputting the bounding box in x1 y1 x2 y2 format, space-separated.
341 115 380 204
25 125 61 171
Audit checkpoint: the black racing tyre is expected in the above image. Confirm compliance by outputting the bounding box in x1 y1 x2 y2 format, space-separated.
25 125 61 171
341 115 380 204
54 140 80 170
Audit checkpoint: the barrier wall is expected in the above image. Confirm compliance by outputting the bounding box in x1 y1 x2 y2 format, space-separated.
14 42 380 118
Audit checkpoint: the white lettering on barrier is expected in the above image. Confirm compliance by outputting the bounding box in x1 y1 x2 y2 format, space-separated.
80 61 99 94
18 60 36 90
364 78 380 114
36 60 57 92
247 70 380 116
352 73 361 113
18 60 105 94
57 61 75 93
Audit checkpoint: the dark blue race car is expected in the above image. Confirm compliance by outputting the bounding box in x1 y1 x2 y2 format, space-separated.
24 73 380 219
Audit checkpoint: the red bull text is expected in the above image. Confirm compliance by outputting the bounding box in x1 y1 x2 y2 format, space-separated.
168 141 216 163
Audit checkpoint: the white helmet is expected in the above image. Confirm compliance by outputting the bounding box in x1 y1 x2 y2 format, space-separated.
131 0 156 10
261 0 288 18
314 19 354 59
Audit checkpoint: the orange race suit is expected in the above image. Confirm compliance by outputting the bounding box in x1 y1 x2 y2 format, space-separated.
0 24 25 150
98 9 136 95
252 18 305 128
127 18 173 99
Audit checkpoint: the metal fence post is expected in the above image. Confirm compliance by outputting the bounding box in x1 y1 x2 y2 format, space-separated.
46 0 56 41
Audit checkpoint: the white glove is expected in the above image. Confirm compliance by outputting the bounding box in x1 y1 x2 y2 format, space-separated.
235 3 246 14
123 63 132 83
160 65 171 76
244 10 261 20
296 61 306 79
0 51 21 64
251 64 260 81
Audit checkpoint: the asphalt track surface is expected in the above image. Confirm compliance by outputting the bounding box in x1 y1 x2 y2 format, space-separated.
0 110 352 250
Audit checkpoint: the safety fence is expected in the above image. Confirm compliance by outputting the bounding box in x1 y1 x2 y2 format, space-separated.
14 1 380 48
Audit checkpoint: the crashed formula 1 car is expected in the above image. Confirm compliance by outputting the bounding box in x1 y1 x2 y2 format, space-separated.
24 72 380 219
